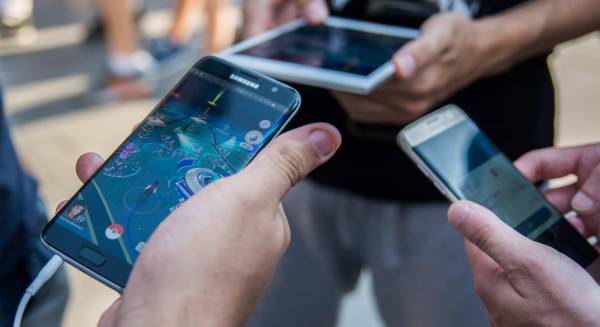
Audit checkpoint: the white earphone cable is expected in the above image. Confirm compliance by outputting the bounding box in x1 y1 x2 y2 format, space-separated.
13 255 64 327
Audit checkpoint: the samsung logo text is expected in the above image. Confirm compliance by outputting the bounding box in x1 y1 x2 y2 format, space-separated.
229 74 260 89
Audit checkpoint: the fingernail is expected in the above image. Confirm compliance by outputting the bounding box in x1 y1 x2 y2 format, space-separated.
396 53 416 78
309 129 335 158
449 203 470 226
305 1 327 23
573 192 594 212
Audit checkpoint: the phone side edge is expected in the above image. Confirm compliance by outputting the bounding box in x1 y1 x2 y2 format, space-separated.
397 128 459 202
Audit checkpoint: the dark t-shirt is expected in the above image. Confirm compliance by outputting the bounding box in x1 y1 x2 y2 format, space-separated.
287 0 555 201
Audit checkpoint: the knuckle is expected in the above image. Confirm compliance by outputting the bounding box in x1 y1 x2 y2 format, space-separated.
411 79 434 96
408 100 431 116
269 141 312 187
507 255 542 280
472 274 490 298
209 178 260 210
205 178 237 201
471 223 495 253
415 41 434 63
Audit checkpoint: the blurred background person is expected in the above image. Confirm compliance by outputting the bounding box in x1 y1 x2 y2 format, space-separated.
95 0 236 98
242 0 600 326
155 0 236 56
96 0 156 98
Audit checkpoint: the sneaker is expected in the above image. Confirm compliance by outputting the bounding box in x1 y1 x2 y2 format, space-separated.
0 0 36 47
105 50 157 99
0 23 36 47
0 0 34 29
147 38 188 63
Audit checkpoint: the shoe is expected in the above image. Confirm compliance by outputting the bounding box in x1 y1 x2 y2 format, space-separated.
147 38 189 63
105 50 157 100
0 0 34 28
105 74 155 100
0 0 37 47
0 23 36 47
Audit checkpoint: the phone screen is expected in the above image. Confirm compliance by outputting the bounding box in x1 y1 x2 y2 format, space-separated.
44 59 298 277
240 24 410 76
412 117 598 266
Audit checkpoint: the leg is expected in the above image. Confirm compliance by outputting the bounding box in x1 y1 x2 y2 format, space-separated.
204 0 236 53
366 202 489 327
169 0 201 45
246 181 359 327
97 0 155 94
98 0 138 56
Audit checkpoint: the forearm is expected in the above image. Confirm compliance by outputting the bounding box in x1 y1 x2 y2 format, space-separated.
473 0 600 76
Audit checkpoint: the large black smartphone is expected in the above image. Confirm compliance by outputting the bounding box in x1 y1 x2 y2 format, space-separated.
42 56 301 291
398 105 600 271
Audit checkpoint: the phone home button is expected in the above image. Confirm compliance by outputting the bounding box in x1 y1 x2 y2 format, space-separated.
79 247 106 267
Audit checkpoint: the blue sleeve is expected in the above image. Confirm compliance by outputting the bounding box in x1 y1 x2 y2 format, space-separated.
0 89 41 273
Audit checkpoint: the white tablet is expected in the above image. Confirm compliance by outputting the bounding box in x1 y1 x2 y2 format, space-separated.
219 17 419 94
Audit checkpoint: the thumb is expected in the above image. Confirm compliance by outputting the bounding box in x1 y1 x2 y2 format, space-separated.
393 14 455 79
448 200 536 273
572 164 600 218
236 123 341 202
296 0 329 24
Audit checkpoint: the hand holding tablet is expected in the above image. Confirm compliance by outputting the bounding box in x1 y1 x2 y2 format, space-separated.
221 17 419 94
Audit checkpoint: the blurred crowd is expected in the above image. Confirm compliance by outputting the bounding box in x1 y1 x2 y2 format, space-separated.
0 0 236 98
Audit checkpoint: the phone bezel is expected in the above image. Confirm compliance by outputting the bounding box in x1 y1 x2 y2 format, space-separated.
397 105 464 202
41 56 302 292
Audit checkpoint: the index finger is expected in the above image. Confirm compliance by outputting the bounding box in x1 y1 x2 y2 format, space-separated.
515 146 588 182
75 152 105 183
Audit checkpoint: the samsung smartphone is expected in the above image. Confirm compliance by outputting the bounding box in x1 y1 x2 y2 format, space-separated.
398 105 600 271
42 56 301 291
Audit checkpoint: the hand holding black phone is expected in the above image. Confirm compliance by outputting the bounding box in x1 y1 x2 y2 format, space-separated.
42 57 301 291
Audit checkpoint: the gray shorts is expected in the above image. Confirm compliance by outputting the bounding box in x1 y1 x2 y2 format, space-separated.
246 180 488 327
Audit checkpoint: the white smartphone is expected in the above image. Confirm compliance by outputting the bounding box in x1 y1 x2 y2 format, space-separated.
219 17 418 94
398 105 600 273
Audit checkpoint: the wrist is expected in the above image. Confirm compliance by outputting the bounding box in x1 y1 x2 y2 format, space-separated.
471 17 519 77
116 288 245 327
117 264 267 327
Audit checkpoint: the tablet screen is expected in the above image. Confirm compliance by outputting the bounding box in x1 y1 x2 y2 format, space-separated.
239 24 411 76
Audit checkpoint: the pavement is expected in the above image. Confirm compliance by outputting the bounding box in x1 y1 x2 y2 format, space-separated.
2 1 599 326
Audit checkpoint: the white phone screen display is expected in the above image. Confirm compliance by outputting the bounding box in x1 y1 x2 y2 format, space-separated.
413 119 560 239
